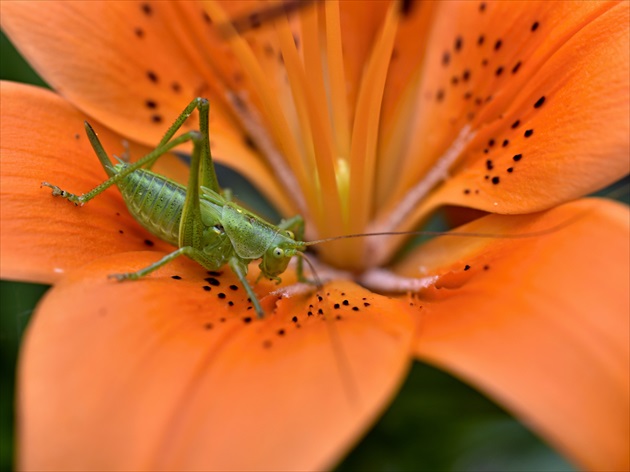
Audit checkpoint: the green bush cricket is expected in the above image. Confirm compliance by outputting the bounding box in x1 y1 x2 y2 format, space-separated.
42 98 312 318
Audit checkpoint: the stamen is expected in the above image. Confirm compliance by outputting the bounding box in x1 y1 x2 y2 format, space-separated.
359 268 439 292
348 2 400 234
324 0 351 164
275 13 343 233
204 1 312 210
227 92 311 227
370 124 475 235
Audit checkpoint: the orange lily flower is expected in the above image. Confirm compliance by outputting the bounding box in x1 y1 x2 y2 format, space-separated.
1 1 629 470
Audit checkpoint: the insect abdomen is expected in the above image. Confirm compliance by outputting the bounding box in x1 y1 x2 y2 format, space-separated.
117 167 185 246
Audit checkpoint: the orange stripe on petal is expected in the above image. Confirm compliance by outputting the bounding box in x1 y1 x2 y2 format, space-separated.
19 252 414 471
0 82 179 284
395 199 630 471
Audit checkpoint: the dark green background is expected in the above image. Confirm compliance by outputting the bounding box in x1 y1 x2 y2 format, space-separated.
0 28 596 471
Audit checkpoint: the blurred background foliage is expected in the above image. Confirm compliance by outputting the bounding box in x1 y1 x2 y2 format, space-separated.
0 27 594 472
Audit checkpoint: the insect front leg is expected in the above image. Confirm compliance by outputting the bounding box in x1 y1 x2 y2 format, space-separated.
229 256 265 318
278 215 309 283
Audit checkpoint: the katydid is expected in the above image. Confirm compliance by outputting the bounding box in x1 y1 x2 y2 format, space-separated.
42 98 311 318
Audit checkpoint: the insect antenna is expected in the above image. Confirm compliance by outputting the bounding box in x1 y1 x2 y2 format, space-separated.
300 210 590 247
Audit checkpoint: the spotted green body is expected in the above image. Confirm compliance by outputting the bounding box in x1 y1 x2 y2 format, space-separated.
42 98 307 317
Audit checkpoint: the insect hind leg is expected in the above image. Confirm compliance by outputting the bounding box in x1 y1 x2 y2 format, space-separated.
42 97 217 205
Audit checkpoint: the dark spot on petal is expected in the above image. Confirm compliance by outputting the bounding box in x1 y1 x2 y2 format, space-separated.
477 35 485 46
462 69 471 81
479 2 486 12
318 308 324 315
336 315 342 320
442 51 450 66
436 89 445 102
491 176 500 185
334 303 340 309
145 99 157 109
488 139 495 147
277 329 285 336
144 239 154 247
534 96 546 108
464 189 471 195
171 275 182 280
202 10 211 23
454 36 463 52
464 265 471 271
228 301 234 307
502 139 509 147
243 134 256 150
205 277 220 286
134 27 144 38
511 119 520 129
208 271 222 276
292 316 298 323
531 21 540 32
484 265 490 270
481 58 488 67
524 129 534 138
204 322 213 330
146 70 158 83
141 3 152 15
151 114 163 123
171 82 181 93
364 302 371 307
243 316 252 323
262 340 272 348
486 159 494 170
202 285 211 292
513 154 523 161
118 229 124 234
512 61 522 74
464 91 473 100
352 306 359 311
507 167 514 173
317 295 323 302
229 284 239 291
451 76 459 85
217 292 226 299
399 0 415 16
494 39 502 51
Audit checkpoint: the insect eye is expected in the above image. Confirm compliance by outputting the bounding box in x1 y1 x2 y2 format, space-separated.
273 247 284 258
285 230 294 239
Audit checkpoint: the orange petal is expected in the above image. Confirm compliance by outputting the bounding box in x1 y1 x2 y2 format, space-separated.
380 1 629 227
0 1 292 214
0 82 187 284
395 199 630 471
19 251 414 471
